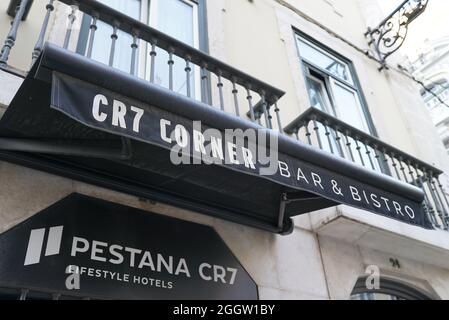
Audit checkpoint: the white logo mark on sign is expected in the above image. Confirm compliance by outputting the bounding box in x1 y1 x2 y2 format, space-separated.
24 226 64 266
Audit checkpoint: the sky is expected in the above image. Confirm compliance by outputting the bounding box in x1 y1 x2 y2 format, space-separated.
377 0 449 61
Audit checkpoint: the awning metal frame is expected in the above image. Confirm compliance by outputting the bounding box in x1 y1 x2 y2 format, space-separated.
0 136 132 160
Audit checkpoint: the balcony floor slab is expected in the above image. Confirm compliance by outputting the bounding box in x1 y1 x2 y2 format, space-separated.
313 206 449 269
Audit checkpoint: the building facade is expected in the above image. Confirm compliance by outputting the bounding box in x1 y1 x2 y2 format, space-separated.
0 0 448 300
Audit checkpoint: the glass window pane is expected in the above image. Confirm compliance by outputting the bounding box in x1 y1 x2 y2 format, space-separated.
88 0 141 73
156 0 194 44
332 82 367 131
305 77 340 155
297 37 353 84
332 82 381 171
307 77 329 111
152 0 196 97
351 292 404 300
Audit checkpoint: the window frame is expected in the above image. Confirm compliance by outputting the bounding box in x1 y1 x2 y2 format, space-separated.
293 29 378 138
296 36 354 87
304 69 335 114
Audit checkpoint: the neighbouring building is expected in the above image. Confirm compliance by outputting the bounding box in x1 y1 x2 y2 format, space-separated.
404 36 449 154
0 0 448 300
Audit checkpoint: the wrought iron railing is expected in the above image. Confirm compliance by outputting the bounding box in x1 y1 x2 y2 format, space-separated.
0 0 448 231
284 107 449 230
0 0 284 129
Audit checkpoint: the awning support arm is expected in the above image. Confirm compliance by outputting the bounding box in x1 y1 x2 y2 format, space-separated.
278 193 287 229
278 192 323 228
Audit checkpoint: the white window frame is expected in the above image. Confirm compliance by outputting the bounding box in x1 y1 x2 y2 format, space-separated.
295 34 354 86
305 73 333 113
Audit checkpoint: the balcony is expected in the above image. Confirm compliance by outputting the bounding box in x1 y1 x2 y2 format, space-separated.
284 107 449 231
0 0 447 235
0 0 284 126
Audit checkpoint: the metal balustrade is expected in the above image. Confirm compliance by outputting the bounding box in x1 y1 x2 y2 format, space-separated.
0 0 285 129
0 0 448 231
285 107 449 230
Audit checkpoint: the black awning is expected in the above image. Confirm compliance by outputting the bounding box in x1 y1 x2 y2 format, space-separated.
0 43 432 234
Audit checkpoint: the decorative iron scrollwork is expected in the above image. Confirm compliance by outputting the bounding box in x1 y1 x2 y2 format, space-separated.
365 0 429 70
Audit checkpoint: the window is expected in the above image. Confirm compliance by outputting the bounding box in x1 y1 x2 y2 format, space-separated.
421 80 449 109
77 0 201 98
295 34 372 133
295 34 380 170
149 0 200 98
351 292 404 300
77 0 142 73
350 277 434 300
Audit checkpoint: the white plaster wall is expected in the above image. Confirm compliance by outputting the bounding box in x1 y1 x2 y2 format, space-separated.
0 71 23 108
320 237 449 300
319 235 449 299
0 0 55 71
